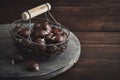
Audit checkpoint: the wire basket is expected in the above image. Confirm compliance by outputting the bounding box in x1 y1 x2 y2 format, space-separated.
9 11 70 59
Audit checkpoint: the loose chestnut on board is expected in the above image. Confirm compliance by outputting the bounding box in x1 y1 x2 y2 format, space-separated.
12 53 24 64
26 60 40 71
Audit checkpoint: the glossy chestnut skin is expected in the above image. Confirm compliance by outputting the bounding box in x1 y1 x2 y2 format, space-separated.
18 28 31 38
54 34 65 43
32 29 48 39
42 21 52 33
26 60 40 71
52 27 63 35
45 33 54 42
33 21 52 33
34 38 45 45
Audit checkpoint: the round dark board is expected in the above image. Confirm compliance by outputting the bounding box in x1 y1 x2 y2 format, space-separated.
0 24 81 80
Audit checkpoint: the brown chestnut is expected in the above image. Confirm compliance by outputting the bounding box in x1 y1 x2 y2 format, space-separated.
32 29 48 38
33 23 41 30
34 38 45 45
33 38 46 52
52 27 63 35
26 60 40 71
12 53 24 64
45 33 53 42
54 34 65 43
42 21 52 33
18 28 31 38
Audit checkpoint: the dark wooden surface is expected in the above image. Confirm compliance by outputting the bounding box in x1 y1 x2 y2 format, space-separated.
0 0 120 80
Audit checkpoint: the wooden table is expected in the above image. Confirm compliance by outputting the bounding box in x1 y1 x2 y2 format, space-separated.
0 0 120 80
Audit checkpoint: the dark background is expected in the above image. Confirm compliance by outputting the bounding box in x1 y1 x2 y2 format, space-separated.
0 0 120 80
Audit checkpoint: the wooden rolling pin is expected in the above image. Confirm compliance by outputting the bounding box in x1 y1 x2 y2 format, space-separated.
21 3 51 20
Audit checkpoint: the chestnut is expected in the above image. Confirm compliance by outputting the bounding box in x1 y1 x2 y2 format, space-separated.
45 33 53 42
26 60 40 71
42 21 52 33
52 27 63 35
54 34 65 43
32 29 48 38
12 53 24 64
33 38 46 52
18 28 31 38
34 38 45 45
33 23 41 30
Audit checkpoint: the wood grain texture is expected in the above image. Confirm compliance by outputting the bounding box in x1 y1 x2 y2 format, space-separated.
74 32 120 44
50 59 120 80
49 32 120 80
0 0 120 31
50 44 120 80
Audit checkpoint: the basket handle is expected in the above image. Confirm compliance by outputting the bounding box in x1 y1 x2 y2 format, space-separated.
21 3 51 20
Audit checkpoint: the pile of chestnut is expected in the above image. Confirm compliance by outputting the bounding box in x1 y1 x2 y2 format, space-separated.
11 20 69 71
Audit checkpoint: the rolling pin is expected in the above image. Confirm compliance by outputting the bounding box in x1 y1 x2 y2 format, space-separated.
22 3 51 20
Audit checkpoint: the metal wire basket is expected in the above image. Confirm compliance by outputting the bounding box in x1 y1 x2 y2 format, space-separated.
9 11 70 59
